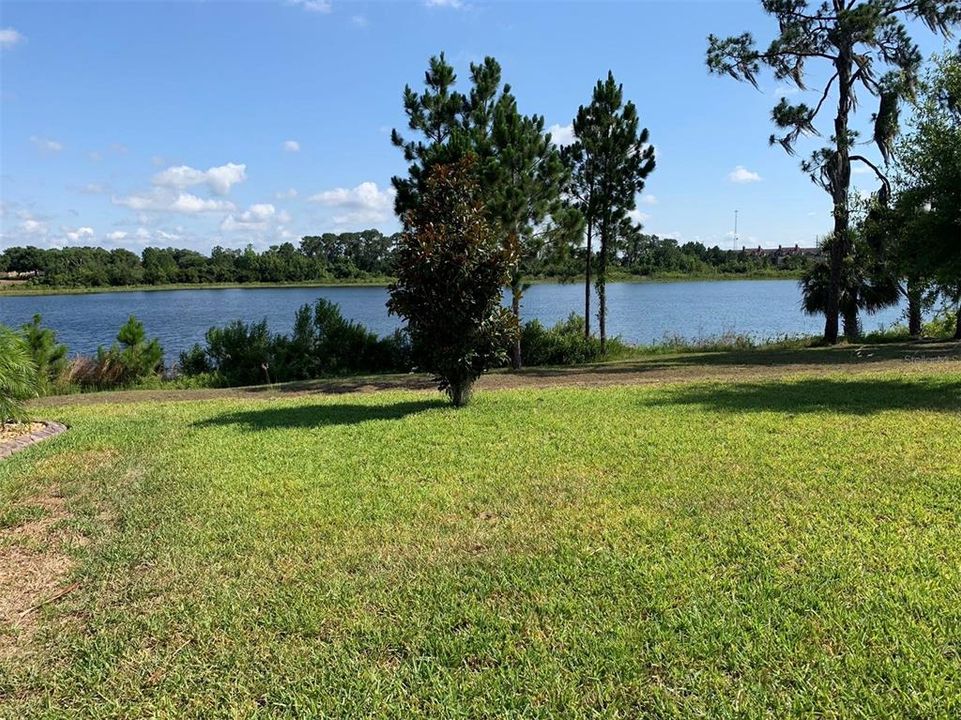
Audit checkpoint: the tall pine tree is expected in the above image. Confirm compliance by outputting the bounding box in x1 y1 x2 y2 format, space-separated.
707 0 960 343
483 91 567 368
565 72 655 352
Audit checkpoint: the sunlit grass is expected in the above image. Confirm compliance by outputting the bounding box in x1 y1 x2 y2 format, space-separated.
2 370 960 717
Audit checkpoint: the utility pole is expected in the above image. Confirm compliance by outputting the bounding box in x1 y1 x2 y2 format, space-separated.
734 209 739 252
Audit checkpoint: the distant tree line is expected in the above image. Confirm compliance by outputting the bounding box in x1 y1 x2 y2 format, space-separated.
0 233 809 290
0 231 400 287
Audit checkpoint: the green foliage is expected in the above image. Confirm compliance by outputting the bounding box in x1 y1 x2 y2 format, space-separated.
19 314 67 394
391 53 568 368
180 300 415 387
893 51 961 303
564 71 656 349
204 319 275 387
800 231 900 339
388 159 518 406
520 315 608 366
0 326 39 425
278 299 402 379
87 316 164 387
177 343 213 377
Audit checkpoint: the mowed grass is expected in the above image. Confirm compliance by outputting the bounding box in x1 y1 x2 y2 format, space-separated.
1 369 960 718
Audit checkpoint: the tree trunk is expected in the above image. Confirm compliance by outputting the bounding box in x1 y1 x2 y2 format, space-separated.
955 302 961 340
598 215 608 354
584 216 593 339
842 302 860 341
448 379 473 407
510 276 522 370
825 50 854 345
907 282 922 337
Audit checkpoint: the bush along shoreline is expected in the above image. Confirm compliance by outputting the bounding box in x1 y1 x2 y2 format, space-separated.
2 304 959 403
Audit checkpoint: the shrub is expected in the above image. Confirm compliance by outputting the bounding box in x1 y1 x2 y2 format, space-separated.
72 316 164 389
0 326 39 425
177 343 213 376
204 319 275 386
520 314 604 366
278 299 393 379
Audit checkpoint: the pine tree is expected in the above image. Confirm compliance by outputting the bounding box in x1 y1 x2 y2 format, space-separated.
707 0 960 343
391 54 566 368
483 91 567 368
565 72 655 351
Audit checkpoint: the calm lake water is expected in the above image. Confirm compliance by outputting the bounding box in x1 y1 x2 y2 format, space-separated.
0 279 907 361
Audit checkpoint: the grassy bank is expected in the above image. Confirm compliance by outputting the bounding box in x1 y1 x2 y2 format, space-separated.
0 272 803 297
2 354 960 717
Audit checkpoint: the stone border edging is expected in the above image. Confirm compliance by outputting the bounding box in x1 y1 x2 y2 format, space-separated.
0 421 67 460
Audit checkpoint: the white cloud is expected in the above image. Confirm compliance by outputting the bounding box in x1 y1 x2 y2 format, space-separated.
30 136 64 153
283 140 301 153
276 188 298 200
78 183 107 194
426 0 463 8
728 165 762 184
627 209 650 225
773 84 802 97
639 194 657 205
106 231 128 242
288 0 332 12
65 227 95 243
0 28 24 49
153 162 247 195
170 193 235 213
113 189 236 214
548 123 575 147
309 181 395 226
20 218 47 235
221 203 278 232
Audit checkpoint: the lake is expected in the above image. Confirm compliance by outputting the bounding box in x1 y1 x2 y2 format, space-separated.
0 279 907 361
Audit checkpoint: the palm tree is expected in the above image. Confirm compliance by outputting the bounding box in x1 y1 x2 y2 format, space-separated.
800 236 899 340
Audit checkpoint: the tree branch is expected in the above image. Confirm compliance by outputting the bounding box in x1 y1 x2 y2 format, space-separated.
850 154 891 191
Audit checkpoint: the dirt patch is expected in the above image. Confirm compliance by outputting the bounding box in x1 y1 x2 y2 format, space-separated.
0 488 80 661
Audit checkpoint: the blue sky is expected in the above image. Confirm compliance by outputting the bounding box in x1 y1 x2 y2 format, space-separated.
0 0 955 252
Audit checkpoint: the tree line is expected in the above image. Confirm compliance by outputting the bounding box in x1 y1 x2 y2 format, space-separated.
1 234 806 289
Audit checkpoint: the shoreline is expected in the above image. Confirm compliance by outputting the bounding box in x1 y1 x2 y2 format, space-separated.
0 272 803 298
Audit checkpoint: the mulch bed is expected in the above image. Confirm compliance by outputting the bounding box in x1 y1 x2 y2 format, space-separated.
0 421 67 459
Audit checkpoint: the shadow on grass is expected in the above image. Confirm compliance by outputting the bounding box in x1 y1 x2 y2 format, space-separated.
643 377 961 415
514 341 961 380
240 375 436 395
194 398 445 431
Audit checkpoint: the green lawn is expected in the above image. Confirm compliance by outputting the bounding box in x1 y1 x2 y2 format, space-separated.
2 369 960 717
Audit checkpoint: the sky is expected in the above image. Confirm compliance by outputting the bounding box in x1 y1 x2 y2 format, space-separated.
0 0 956 253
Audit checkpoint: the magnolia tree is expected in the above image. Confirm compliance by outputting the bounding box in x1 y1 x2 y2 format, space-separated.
388 159 518 407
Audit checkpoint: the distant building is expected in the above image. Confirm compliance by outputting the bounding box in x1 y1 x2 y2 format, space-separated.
741 244 821 265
